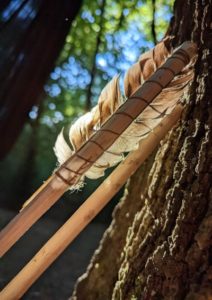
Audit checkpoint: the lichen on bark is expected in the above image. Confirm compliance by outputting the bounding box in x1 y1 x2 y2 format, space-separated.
71 0 212 299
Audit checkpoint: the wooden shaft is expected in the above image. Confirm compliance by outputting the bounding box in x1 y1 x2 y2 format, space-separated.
0 42 197 258
56 42 197 186
0 176 67 258
0 105 183 300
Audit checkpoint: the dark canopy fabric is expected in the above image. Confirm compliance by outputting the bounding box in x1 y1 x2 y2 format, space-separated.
0 0 82 158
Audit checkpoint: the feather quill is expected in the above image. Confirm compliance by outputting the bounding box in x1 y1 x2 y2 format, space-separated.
54 37 195 189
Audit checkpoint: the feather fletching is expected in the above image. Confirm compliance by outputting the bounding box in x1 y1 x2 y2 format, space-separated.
54 37 194 189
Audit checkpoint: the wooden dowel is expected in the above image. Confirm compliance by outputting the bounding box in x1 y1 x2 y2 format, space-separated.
0 104 183 300
0 41 197 258
0 175 67 258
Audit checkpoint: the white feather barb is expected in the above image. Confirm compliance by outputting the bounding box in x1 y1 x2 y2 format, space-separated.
54 37 195 189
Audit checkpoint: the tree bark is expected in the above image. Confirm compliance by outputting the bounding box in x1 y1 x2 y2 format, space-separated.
71 0 212 299
0 0 82 159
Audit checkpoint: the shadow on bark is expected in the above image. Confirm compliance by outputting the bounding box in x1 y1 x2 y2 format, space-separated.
71 0 212 299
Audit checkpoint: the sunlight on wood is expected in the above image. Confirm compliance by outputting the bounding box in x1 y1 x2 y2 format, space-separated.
0 41 197 260
0 104 183 300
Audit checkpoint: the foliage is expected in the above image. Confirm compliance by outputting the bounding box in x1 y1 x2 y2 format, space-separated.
43 0 174 124
0 0 174 214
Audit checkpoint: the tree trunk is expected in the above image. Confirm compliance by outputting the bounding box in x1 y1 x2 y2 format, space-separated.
71 0 212 299
0 0 82 159
85 0 106 111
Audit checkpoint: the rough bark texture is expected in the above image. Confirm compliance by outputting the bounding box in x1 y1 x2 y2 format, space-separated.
72 0 212 299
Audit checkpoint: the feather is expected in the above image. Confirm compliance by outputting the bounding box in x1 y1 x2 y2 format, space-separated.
54 129 72 165
95 74 122 126
54 37 195 189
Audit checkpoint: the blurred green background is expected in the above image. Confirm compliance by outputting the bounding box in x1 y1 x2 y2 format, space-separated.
0 1 175 298
0 0 173 222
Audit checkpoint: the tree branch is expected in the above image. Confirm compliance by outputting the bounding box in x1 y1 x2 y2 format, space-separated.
85 0 106 111
151 0 157 45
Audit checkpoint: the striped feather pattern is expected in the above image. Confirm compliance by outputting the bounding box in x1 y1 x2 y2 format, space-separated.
54 37 195 189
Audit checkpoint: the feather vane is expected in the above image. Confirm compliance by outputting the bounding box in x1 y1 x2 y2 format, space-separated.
54 37 195 189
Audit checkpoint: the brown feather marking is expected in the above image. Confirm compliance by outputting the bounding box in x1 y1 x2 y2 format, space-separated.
54 37 195 187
